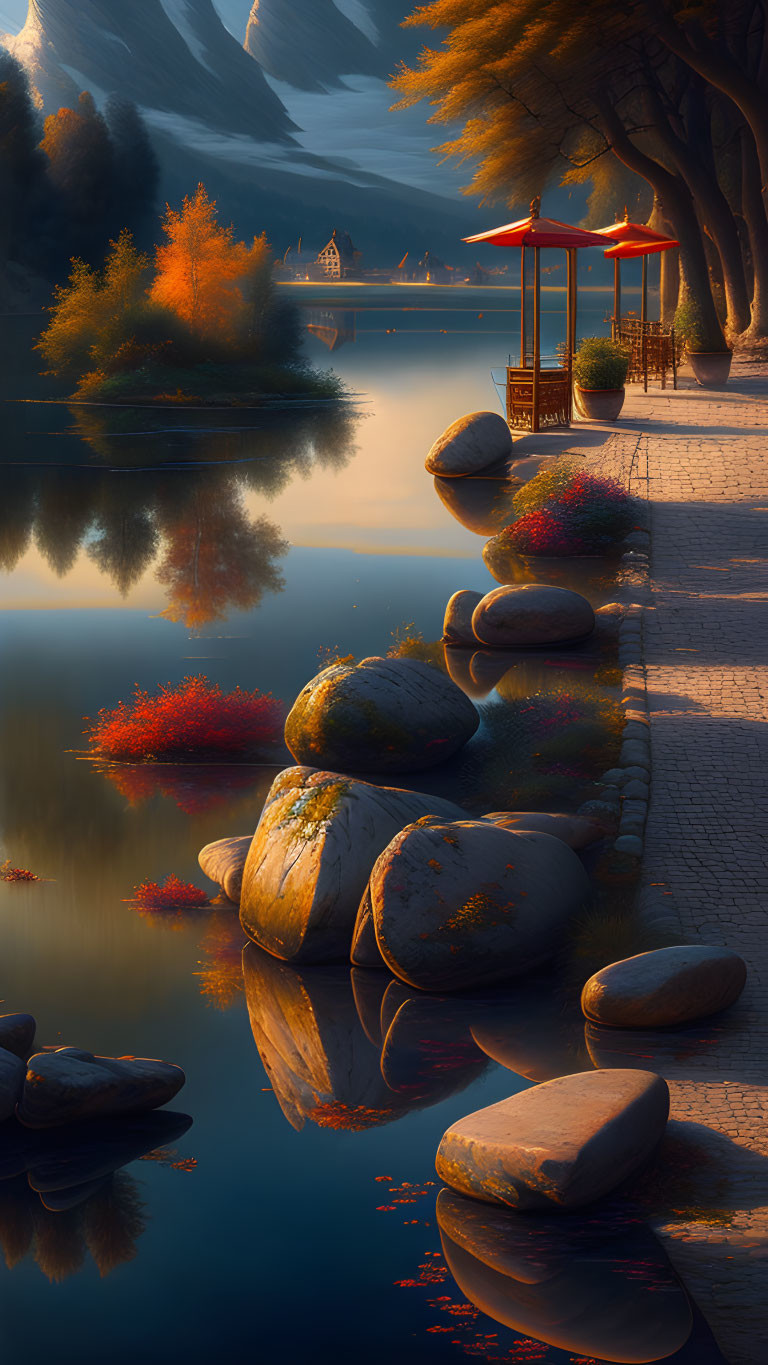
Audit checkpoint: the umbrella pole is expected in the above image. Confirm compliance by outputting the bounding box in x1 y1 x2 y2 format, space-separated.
642 254 648 391
613 258 621 338
532 246 541 433
520 244 526 367
567 247 576 424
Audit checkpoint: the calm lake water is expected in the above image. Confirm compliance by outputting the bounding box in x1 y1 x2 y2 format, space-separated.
0 287 721 1364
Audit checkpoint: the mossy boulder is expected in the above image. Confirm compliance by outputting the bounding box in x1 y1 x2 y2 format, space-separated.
284 656 479 773
369 818 591 992
239 766 467 962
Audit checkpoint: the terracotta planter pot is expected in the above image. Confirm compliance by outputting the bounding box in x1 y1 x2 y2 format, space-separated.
574 385 625 421
688 351 732 388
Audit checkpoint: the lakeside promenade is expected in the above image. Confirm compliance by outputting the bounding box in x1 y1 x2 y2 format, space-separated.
623 362 768 1364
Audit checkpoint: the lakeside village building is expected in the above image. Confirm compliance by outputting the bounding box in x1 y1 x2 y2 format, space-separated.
279 229 509 285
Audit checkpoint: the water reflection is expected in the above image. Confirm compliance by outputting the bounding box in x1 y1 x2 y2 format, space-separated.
305 309 357 352
0 402 359 630
0 1110 191 1282
436 1189 699 1364
244 946 594 1134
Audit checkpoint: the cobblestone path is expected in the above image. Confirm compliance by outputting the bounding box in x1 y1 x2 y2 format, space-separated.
622 362 768 1364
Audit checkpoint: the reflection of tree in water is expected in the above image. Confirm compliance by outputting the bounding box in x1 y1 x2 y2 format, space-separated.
154 482 287 629
0 1171 145 1282
0 402 359 628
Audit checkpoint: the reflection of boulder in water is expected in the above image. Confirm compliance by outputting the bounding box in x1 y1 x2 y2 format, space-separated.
433 475 520 536
0 1109 192 1281
350 967 390 1047
468 978 591 1083
437 1188 694 1363
242 944 411 1131
483 534 615 604
584 1020 734 1075
380 995 489 1102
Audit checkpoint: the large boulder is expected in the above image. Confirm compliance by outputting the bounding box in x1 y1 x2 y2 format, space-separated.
0 1048 25 1122
581 945 748 1029
437 1190 693 1363
436 1068 670 1210
198 834 252 904
0 1013 36 1059
370 819 591 992
425 411 513 477
472 584 595 648
240 766 467 962
443 589 483 646
350 885 386 968
17 1049 185 1128
484 810 605 850
284 656 479 774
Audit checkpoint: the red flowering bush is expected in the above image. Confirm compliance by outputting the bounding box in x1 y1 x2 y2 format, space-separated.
505 510 590 557
131 875 210 909
1 860 39 882
507 464 635 555
86 675 284 762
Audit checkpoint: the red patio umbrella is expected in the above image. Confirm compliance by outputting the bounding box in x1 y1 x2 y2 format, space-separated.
595 213 679 325
463 197 609 375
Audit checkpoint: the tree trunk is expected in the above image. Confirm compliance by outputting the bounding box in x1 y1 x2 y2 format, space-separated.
649 199 679 323
650 6 768 201
740 125 768 338
643 84 751 334
596 97 726 348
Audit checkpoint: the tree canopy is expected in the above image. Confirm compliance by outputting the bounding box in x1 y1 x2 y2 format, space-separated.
394 0 768 341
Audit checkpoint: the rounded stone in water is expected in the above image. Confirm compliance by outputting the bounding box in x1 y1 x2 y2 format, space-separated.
370 818 591 992
284 655 479 773
472 583 595 648
581 945 747 1028
425 410 512 477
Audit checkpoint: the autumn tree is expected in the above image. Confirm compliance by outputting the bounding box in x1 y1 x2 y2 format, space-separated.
394 0 768 341
37 231 151 378
150 184 256 342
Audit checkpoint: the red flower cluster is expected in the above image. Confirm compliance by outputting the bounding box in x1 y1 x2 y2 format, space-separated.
86 675 284 762
131 875 210 910
508 467 635 556
557 469 629 510
506 509 590 557
0 860 39 883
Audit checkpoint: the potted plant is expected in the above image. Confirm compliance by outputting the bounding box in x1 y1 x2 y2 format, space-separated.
675 299 732 388
572 337 630 421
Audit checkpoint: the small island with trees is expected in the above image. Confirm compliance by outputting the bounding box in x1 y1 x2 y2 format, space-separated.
37 183 343 405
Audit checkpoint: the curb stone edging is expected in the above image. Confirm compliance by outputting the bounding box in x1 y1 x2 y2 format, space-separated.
574 434 683 940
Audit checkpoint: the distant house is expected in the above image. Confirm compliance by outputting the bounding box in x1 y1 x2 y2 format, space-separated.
316 229 359 279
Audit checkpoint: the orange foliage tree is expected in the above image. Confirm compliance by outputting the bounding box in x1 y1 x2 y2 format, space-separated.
150 183 266 343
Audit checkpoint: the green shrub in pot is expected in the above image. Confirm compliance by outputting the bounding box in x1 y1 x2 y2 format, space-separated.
674 298 732 388
573 337 630 390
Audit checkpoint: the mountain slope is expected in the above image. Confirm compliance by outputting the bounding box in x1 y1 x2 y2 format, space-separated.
245 0 424 88
6 0 293 138
2 0 487 261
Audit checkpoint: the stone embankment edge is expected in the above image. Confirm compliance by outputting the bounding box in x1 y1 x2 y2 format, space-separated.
574 431 681 940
